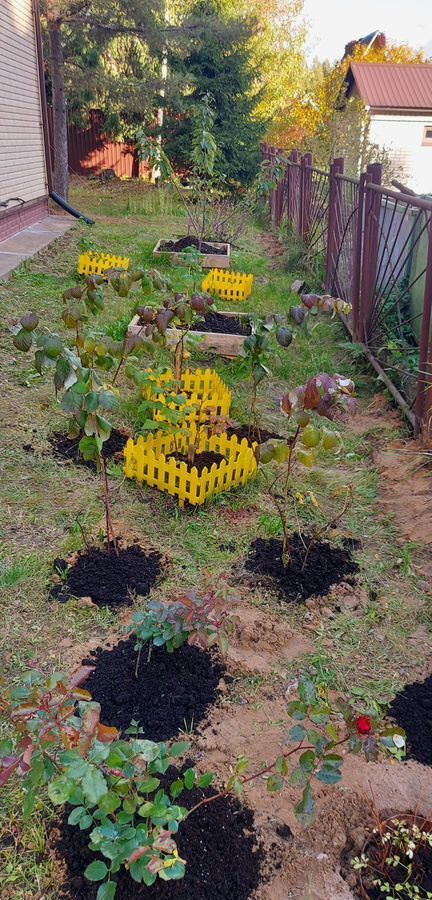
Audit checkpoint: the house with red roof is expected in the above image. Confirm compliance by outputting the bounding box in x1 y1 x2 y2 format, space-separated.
346 62 432 193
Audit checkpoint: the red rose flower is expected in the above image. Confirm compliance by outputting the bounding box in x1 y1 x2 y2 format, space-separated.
355 715 372 735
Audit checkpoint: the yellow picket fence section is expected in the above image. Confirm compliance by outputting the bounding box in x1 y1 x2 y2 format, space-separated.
143 367 232 423
77 251 130 275
124 424 258 506
202 268 254 302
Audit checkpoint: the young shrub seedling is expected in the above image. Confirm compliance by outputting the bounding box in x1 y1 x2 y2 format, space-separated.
259 373 358 566
133 290 214 384
352 815 432 899
138 93 220 251
11 273 143 552
131 583 240 675
238 316 293 441
290 293 351 330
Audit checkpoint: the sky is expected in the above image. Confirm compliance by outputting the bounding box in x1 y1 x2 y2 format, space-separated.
302 0 432 62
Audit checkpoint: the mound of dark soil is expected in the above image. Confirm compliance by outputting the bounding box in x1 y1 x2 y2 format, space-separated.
81 636 225 740
52 545 162 607
194 312 251 336
389 675 432 766
49 429 128 469
226 425 285 445
245 535 359 602
166 450 225 474
159 235 227 255
53 786 262 900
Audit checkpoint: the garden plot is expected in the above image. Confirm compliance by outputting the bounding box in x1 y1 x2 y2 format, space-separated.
1 180 432 900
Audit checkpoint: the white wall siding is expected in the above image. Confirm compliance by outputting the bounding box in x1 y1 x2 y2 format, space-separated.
0 0 48 205
369 114 432 194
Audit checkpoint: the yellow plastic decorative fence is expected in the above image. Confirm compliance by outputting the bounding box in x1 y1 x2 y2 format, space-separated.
124 424 258 506
143 368 232 423
77 251 130 275
202 268 254 302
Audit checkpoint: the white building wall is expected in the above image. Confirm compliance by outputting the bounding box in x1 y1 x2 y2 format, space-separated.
368 114 432 193
0 0 48 205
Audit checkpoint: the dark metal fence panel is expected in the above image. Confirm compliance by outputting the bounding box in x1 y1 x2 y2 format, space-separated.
262 142 432 434
48 110 150 178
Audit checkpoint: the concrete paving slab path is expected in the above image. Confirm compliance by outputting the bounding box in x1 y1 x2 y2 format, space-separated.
0 215 75 281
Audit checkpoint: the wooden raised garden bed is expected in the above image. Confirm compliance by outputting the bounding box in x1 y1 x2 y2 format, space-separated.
153 238 230 269
128 310 252 358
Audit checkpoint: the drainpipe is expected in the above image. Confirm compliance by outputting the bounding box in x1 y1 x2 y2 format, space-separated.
32 0 95 225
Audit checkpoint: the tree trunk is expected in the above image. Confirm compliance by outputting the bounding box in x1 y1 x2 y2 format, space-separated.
47 10 69 199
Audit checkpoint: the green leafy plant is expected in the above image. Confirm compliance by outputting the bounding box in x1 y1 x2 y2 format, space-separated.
131 584 240 674
0 667 211 898
259 373 358 566
138 94 221 251
133 290 214 385
238 316 293 440
11 274 143 552
0 669 405 898
290 293 351 330
352 815 432 899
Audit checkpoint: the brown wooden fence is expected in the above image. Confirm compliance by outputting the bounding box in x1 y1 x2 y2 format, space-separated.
47 110 149 178
263 144 432 434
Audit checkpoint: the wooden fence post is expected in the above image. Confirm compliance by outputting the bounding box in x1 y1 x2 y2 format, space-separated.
415 221 432 434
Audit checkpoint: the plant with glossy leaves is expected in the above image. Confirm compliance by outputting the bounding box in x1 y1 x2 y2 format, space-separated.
11 278 144 552
238 316 293 441
258 373 358 566
0 667 213 899
131 583 240 675
289 293 351 330
133 290 214 384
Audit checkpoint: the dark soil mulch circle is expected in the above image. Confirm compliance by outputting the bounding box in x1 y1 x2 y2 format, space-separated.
358 817 432 899
49 428 129 470
227 425 285 445
53 786 262 900
194 311 252 336
245 535 359 601
389 675 432 766
166 450 225 474
51 544 162 607
81 636 226 740
159 235 227 255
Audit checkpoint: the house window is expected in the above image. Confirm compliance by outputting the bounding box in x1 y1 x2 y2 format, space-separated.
423 126 432 145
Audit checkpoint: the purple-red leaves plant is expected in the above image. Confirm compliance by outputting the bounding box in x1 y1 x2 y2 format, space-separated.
131 583 240 671
259 373 358 566
281 373 358 423
135 291 214 383
290 294 351 331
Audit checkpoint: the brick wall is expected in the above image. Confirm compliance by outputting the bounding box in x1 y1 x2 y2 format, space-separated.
0 196 49 243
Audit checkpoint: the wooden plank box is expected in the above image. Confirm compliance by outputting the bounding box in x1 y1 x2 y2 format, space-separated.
153 238 230 269
128 310 251 359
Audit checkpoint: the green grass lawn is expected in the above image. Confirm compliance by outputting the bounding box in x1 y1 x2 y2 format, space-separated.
0 179 429 898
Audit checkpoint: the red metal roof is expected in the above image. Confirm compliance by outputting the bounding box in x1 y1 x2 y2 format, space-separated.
349 62 432 110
